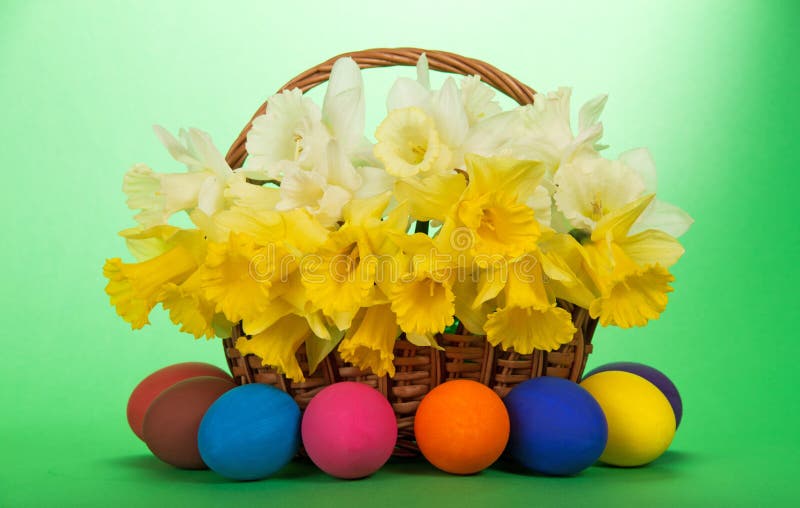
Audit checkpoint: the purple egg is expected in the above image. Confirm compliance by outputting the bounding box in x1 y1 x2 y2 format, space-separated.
583 362 683 428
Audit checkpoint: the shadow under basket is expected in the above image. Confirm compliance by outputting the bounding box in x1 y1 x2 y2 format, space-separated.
220 48 599 457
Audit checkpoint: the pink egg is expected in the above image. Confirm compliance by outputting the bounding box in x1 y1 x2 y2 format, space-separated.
301 382 397 479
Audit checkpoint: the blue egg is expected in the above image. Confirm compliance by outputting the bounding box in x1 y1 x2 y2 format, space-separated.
198 383 300 481
504 377 607 476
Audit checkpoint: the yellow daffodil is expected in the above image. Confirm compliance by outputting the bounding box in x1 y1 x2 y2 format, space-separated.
443 154 545 264
301 193 400 330
235 314 313 381
160 270 218 339
201 232 296 329
385 233 455 339
338 304 399 377
483 252 578 352
580 195 685 328
103 228 206 329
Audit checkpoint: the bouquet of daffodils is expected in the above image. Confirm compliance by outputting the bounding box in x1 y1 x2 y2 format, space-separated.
104 55 692 381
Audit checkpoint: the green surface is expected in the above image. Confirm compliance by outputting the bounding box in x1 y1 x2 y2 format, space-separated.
1 0 798 506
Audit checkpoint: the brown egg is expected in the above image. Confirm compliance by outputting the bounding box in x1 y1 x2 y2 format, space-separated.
142 376 236 469
127 362 232 441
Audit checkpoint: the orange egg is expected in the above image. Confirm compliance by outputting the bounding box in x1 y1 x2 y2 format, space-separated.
414 380 510 475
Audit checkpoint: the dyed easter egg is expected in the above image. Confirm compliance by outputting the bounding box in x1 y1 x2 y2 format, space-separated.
142 376 235 469
584 362 683 428
580 371 675 467
414 380 510 475
198 384 301 481
504 377 607 476
127 362 232 440
302 382 397 479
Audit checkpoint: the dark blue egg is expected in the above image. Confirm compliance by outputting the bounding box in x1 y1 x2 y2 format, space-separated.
505 377 607 476
198 383 300 481
584 362 683 428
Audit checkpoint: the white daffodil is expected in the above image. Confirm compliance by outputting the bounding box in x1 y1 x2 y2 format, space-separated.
463 87 608 172
245 57 369 181
386 54 470 150
460 75 502 125
243 57 392 221
276 142 356 227
554 148 693 237
123 126 237 227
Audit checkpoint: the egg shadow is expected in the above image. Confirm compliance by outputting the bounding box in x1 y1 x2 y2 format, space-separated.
106 454 320 484
594 450 697 469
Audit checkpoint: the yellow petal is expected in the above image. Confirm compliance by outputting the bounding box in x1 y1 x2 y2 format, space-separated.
452 277 493 334
589 264 674 328
161 270 216 339
390 276 455 335
240 298 295 336
463 153 546 203
342 191 392 226
338 304 399 377
305 327 345 375
103 258 154 329
457 191 540 263
103 241 203 329
592 194 655 242
405 332 444 350
504 256 552 309
201 233 276 324
484 304 577 353
119 225 180 262
235 314 311 382
394 171 466 222
617 229 685 268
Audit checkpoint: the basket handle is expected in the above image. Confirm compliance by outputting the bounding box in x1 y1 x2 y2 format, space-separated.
224 47 537 169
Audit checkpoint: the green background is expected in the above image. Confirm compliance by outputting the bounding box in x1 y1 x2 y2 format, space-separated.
1 0 797 506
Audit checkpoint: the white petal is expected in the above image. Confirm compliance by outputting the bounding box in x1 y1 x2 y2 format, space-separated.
323 57 365 153
430 77 469 146
578 94 608 131
620 147 657 193
461 109 524 159
184 128 232 177
554 155 646 231
461 75 501 125
276 167 326 212
153 126 201 169
416 53 431 89
123 164 208 226
630 198 694 237
526 185 552 228
316 185 352 226
387 77 430 111
323 141 362 191
196 175 225 216
245 89 327 172
353 165 395 199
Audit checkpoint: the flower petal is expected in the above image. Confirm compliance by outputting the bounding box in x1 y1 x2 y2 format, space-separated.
485 304 577 353
338 304 399 377
630 198 694 238
323 57 365 153
236 314 311 381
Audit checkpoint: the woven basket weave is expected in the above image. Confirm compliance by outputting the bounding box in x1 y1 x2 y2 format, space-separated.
221 48 598 457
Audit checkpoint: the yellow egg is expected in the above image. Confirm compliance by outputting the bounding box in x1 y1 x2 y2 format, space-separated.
580 371 675 467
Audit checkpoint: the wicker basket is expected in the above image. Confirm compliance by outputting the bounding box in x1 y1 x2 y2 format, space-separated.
221 48 598 457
